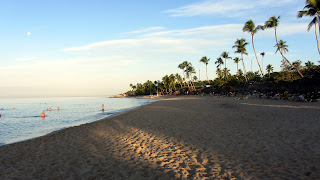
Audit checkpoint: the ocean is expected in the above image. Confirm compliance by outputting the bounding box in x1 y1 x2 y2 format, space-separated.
0 97 153 146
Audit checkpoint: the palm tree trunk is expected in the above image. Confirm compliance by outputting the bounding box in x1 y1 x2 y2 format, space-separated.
241 54 248 82
262 56 264 75
251 34 264 75
237 63 239 75
274 27 279 44
279 50 304 78
315 23 320 55
205 64 208 82
224 59 227 78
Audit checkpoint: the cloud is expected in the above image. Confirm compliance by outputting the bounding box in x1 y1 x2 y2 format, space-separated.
16 56 36 62
165 0 298 17
63 22 308 56
127 27 165 34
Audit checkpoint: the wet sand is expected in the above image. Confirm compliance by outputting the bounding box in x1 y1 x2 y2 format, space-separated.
0 96 319 179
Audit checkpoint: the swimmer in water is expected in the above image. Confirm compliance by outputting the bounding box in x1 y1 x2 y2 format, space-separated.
49 108 52 111
102 104 104 111
40 111 45 117
57 107 60 111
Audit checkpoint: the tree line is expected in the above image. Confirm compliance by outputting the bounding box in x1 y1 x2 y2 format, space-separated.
127 1 320 96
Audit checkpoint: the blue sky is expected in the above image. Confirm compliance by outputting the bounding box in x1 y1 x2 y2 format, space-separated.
0 0 318 97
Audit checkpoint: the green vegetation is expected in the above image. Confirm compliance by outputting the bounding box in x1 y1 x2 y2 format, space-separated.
126 1 320 96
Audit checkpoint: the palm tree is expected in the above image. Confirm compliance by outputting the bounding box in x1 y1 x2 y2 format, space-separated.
233 57 240 75
298 0 320 55
199 56 210 83
220 52 232 78
178 61 190 87
243 20 264 75
305 61 315 70
233 38 249 81
222 68 231 78
275 40 304 77
266 64 274 78
260 52 265 74
265 16 280 44
215 57 224 78
185 64 196 90
216 68 223 78
175 73 183 89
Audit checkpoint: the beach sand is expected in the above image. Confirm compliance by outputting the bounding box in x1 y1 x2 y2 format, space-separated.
0 96 319 179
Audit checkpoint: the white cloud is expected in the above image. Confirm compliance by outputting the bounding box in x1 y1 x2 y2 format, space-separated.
165 0 297 17
16 56 36 62
127 27 165 34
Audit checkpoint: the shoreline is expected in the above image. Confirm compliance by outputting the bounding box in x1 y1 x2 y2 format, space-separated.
1 96 319 179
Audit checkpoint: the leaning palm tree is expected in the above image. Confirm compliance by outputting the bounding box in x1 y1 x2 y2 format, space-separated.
260 52 265 74
199 56 210 83
233 57 241 75
275 40 304 77
266 64 274 78
298 0 320 55
243 20 264 75
232 38 249 81
220 52 232 78
264 16 280 44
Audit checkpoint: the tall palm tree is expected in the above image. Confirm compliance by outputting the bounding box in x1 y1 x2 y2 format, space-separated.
243 20 264 75
199 56 210 83
298 0 320 55
266 64 274 78
260 52 265 74
233 38 249 81
275 40 304 77
220 52 232 78
265 16 280 44
233 57 240 75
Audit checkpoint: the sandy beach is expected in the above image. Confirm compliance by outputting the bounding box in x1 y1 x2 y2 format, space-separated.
0 96 319 179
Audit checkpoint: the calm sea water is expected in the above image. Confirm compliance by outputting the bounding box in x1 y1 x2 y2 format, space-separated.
0 97 152 146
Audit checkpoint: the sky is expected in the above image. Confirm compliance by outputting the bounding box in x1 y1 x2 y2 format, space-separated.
0 0 318 97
